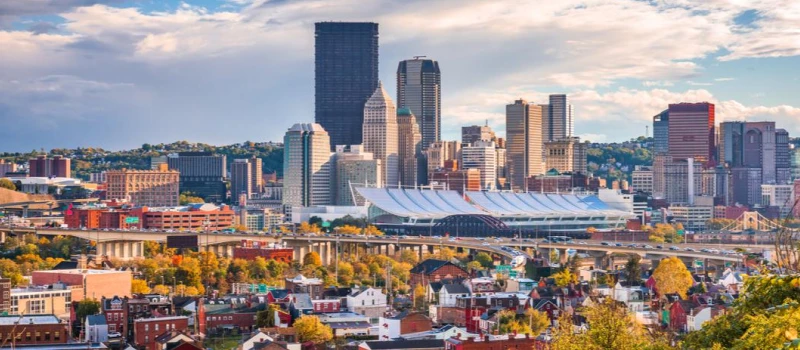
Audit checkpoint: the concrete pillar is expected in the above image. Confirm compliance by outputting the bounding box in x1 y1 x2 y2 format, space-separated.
226 245 234 258
418 245 424 261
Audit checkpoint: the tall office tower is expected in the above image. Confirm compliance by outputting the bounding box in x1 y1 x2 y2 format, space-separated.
28 155 71 178
544 137 587 174
631 166 654 194
663 159 703 204
396 108 422 187
424 141 461 173
333 145 382 206
106 165 180 207
719 121 745 167
397 57 441 149
652 110 669 155
363 83 399 187
667 102 715 165
283 123 332 207
315 22 379 149
250 156 263 194
543 94 574 142
791 146 800 180
496 147 507 189
506 99 543 191
150 156 168 170
461 140 498 190
230 159 253 205
776 129 791 184
461 124 495 145
167 152 227 202
652 154 670 198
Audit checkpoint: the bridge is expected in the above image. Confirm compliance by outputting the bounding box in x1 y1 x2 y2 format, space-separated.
0 227 747 271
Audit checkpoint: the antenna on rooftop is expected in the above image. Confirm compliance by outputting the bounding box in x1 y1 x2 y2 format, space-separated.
645 125 649 138
413 56 427 60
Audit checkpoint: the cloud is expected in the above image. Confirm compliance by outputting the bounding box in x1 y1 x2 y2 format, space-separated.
714 77 735 81
687 81 714 86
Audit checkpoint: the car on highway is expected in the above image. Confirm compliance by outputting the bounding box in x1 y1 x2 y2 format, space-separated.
669 246 680 251
655 245 664 249
578 241 587 245
600 242 610 246
482 242 491 246
685 248 696 252
627 244 637 248
643 245 653 249
614 243 623 247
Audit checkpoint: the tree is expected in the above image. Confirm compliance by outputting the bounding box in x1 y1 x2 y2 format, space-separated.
549 313 584 350
0 179 16 191
294 315 333 344
624 255 642 285
76 299 101 326
336 225 361 235
525 307 551 335
298 222 320 234
399 249 419 265
496 309 532 335
152 285 170 295
179 192 204 205
336 261 354 286
131 279 151 294
363 225 383 236
413 284 426 310
0 259 24 286
475 252 494 269
303 252 322 267
256 304 281 328
652 257 693 299
552 269 578 287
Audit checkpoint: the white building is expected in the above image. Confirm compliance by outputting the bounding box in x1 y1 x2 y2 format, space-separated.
461 140 498 190
290 206 367 224
333 145 381 206
761 184 794 217
612 282 648 313
669 204 714 232
283 123 332 207
346 287 387 320
631 166 654 194
598 189 634 213
85 315 108 342
439 284 470 307
363 83 399 187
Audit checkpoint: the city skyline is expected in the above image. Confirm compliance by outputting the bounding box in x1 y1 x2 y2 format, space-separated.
1 1 799 152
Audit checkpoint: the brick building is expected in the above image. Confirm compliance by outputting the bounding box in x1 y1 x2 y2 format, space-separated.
445 334 547 350
130 204 234 231
312 299 341 313
64 206 134 230
29 155 71 178
133 316 189 350
0 279 10 315
102 295 172 343
233 243 293 263
285 275 325 300
106 166 180 207
200 302 261 334
0 315 69 346
32 269 132 300
429 169 481 195
410 260 470 288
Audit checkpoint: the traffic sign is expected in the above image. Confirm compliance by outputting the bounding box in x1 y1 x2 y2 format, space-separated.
125 217 139 224
321 221 331 228
497 265 512 272
677 229 685 236
694 260 704 267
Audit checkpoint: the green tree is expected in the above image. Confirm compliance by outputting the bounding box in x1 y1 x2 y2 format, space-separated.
652 257 693 299
75 299 101 332
475 252 493 269
496 309 532 335
0 179 16 191
179 192 204 205
624 255 642 285
552 269 578 287
256 304 281 328
294 315 333 344
525 307 551 335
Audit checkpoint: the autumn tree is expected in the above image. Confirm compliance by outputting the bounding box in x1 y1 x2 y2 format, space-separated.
152 285 170 295
131 279 151 294
363 225 383 236
0 259 24 286
475 252 494 269
413 284 426 310
303 252 322 267
552 269 578 287
525 307 551 335
496 309 532 335
652 257 693 299
399 249 419 265
294 315 333 344
0 179 16 191
297 222 320 234
75 298 101 335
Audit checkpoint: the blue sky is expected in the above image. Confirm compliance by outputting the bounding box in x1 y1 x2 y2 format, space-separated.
1 0 799 151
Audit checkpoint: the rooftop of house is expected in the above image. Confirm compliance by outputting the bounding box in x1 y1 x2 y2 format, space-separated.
0 315 61 325
410 259 457 274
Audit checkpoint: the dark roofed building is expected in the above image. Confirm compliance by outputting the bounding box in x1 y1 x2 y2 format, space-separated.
359 339 444 350
410 259 469 288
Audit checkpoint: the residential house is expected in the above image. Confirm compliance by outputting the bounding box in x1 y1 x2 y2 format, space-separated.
439 284 471 308
445 334 548 350
266 289 293 306
668 300 700 332
242 331 274 350
346 287 387 320
133 316 189 350
686 305 725 332
153 331 201 350
312 299 341 314
316 312 372 337
463 277 494 295
410 260 469 288
85 315 108 343
378 311 433 341
200 300 264 335
613 281 650 312
505 278 535 294
530 299 560 324
289 293 313 321
285 275 324 299
719 269 745 293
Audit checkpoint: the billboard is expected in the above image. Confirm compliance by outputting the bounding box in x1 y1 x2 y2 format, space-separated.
167 235 199 250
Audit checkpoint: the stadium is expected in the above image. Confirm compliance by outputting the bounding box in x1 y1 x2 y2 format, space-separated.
355 188 635 238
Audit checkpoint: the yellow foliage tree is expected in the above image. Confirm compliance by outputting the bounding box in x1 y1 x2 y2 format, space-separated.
298 222 320 234
303 252 322 267
294 315 333 344
553 269 578 287
131 279 151 294
152 285 170 295
336 225 361 235
652 256 694 299
363 225 383 236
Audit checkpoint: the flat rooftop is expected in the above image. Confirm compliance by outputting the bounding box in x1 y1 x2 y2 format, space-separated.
0 315 61 325
34 269 129 275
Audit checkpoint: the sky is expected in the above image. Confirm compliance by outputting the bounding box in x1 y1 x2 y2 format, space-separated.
1 0 799 152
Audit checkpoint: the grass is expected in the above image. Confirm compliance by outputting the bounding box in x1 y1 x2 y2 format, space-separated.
205 335 242 350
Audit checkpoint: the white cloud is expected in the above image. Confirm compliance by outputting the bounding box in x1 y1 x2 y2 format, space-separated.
714 77 735 81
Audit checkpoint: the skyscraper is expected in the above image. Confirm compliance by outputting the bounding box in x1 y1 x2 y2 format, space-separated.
667 102 715 165
250 156 263 194
461 140 498 190
397 58 441 149
461 124 495 145
283 123 332 207
333 145 381 206
167 152 227 202
230 159 253 205
543 94 574 142
106 166 180 207
363 83 399 187
506 99 544 191
397 108 421 187
314 22 379 149
544 137 588 174
652 110 669 155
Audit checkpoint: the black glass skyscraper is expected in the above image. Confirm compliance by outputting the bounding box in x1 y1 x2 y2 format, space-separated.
315 22 379 150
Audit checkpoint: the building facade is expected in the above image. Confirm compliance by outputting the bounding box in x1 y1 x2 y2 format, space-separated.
28 155 71 178
333 145 381 206
461 124 495 145
506 99 543 191
667 102 715 165
106 167 180 207
315 22 379 149
653 110 669 155
363 83 399 187
631 166 654 194
663 159 703 205
544 137 587 174
282 123 332 207
230 159 252 205
428 169 481 195
397 57 441 150
425 141 461 173
397 108 422 187
167 152 227 202
543 94 574 142
761 184 794 217
460 140 497 190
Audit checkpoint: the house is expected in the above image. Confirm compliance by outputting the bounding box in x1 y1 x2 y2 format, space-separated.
86 314 109 342
668 300 699 332
242 331 274 350
719 269 745 293
252 340 302 350
463 277 494 294
316 312 372 337
401 325 477 340
133 316 190 350
346 287 387 320
266 289 293 306
685 305 720 332
289 293 314 321
613 281 650 312
285 275 324 299
505 278 535 294
312 299 341 314
439 284 471 307
530 299 560 323
201 301 264 335
410 259 469 288
358 339 445 350
378 311 433 341
427 282 444 304
445 334 548 350
153 330 201 350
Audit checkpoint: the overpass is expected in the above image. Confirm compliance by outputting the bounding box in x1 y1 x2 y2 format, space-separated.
0 227 747 270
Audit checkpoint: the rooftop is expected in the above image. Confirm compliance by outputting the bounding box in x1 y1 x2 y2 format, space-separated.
33 269 130 276
0 315 61 325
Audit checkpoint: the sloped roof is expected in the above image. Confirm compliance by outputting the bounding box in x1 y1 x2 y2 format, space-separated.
87 315 107 326
362 339 444 349
411 259 462 274
442 284 470 294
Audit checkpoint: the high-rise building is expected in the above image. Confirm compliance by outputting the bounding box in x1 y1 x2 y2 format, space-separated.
461 140 497 190
428 168 481 195
652 110 669 155
496 147 507 189
544 137 587 174
461 124 495 145
283 123 332 207
652 154 670 198
150 156 167 170
230 159 253 205
776 129 791 184
506 99 543 191
663 159 703 204
250 156 264 194
0 160 17 177
106 165 180 207
543 94 574 142
397 107 421 187
167 152 227 202
667 102 715 165
314 22 379 149
397 57 441 149
424 141 461 173
791 146 800 180
631 166 654 194
28 155 70 178
333 145 381 206
363 83 399 187
761 184 794 218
